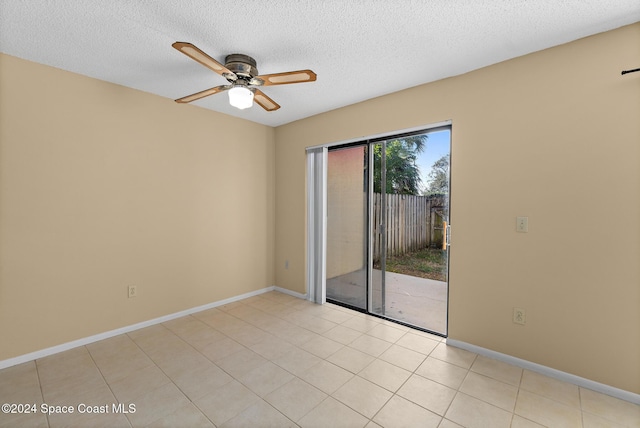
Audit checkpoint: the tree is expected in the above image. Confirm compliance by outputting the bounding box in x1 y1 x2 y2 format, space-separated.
424 154 449 195
373 135 427 195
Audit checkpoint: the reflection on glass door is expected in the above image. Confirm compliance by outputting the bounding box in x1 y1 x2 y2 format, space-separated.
371 130 450 335
325 127 450 335
326 146 368 310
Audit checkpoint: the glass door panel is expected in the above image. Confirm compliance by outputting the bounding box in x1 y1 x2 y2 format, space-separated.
370 130 450 334
326 145 368 310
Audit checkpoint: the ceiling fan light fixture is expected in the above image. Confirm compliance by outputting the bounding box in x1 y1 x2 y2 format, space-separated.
228 85 254 110
172 42 314 111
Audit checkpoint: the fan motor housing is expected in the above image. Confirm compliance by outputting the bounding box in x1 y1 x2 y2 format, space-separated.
225 54 259 78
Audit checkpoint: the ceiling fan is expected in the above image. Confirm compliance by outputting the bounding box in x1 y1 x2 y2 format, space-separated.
172 42 317 111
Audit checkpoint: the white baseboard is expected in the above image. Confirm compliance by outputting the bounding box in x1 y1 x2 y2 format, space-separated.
446 338 640 405
0 285 290 371
273 285 308 300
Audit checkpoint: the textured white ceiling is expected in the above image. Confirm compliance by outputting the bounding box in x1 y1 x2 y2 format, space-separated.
1 1 639 127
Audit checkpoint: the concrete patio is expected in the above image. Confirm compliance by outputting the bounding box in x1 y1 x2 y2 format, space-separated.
327 270 447 335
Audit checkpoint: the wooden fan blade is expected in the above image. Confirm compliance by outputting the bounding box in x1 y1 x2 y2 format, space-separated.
255 69 316 86
253 89 281 111
172 42 234 77
175 85 231 104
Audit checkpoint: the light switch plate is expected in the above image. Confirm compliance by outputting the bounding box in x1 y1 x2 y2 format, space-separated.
516 216 528 233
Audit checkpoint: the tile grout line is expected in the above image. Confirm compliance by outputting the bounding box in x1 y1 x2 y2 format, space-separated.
220 297 387 426
230 294 337 426
126 324 226 427
510 366 525 427
175 295 311 426
84 345 135 428
33 359 51 428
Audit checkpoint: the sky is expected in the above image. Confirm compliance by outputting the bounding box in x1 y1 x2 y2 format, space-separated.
416 129 451 194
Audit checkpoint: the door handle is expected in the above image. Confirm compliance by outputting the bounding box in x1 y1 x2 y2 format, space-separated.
445 224 451 248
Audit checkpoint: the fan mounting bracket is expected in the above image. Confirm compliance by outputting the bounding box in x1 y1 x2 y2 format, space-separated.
225 54 259 79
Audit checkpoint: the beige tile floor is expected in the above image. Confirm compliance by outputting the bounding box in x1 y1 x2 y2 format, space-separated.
1 291 638 428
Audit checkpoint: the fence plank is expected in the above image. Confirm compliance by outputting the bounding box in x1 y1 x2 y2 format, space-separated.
372 194 445 261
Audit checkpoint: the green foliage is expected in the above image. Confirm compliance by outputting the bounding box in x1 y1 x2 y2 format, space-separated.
424 154 449 195
380 248 448 281
373 135 427 195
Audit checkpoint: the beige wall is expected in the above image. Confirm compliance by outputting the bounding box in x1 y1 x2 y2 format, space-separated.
274 23 640 393
0 54 276 360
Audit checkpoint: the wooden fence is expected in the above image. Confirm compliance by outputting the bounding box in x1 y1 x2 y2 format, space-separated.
372 193 447 261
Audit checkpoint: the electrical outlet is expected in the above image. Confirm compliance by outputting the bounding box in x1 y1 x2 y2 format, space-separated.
285 260 289 270
513 307 526 325
128 285 137 298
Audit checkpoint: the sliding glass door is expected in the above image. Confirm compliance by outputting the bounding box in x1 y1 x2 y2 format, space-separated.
322 126 450 335
325 145 368 310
